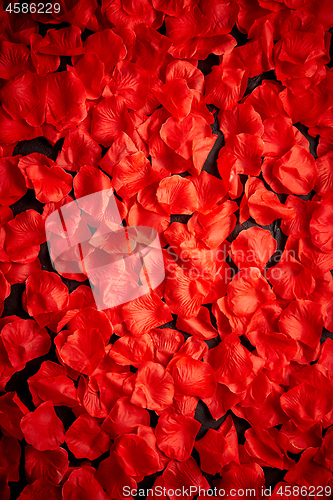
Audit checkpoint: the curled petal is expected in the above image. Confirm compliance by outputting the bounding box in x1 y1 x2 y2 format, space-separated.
65 414 111 460
62 467 109 500
155 413 200 461
56 129 102 172
0 157 27 206
102 396 150 438
2 319 50 369
278 299 324 348
195 414 239 474
280 383 332 432
266 256 316 300
227 267 276 317
310 202 333 253
25 446 68 485
20 401 65 451
113 433 161 477
168 354 216 399
230 227 277 271
130 361 174 411
25 271 69 317
205 333 253 393
91 96 134 147
57 329 105 376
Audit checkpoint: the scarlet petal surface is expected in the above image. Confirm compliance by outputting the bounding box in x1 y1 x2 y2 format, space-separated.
5 209 45 261
204 53 248 110
176 307 218 340
162 457 210 500
65 414 111 460
230 227 277 270
20 401 65 451
130 361 174 411
247 331 297 373
73 165 112 201
160 113 213 160
152 79 193 120
310 202 333 253
316 151 333 195
0 72 47 127
46 72 87 131
69 53 104 100
278 299 324 348
113 433 161 477
269 145 318 195
102 396 150 438
17 478 61 500
244 426 294 470
0 435 20 482
164 265 210 317
0 41 31 80
25 271 69 317
28 361 78 408
149 328 184 366
195 415 239 474
122 291 173 335
227 267 276 317
0 157 27 206
1 3 333 496
56 128 102 172
62 467 109 500
261 116 296 157
280 195 315 238
96 451 136 498
25 446 68 485
58 329 105 376
284 448 332 488
280 383 332 432
218 463 265 498
110 61 149 111
68 307 113 344
91 96 134 147
1 319 51 369
246 184 296 225
0 392 28 440
85 29 126 73
38 26 84 56
0 271 10 315
155 413 200 461
112 151 161 198
157 175 199 215
219 103 263 141
314 426 333 471
23 160 72 203
266 257 316 300
168 354 216 399
110 334 154 367
299 236 333 278
205 333 253 393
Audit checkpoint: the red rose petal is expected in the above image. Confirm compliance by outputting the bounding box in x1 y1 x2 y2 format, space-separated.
25 446 68 485
20 401 65 451
130 361 174 411
65 414 111 460
155 413 200 461
62 467 109 500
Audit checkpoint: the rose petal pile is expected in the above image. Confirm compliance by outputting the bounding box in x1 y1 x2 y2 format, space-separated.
0 1 333 499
